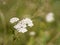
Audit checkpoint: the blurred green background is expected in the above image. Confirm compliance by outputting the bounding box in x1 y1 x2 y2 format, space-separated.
0 0 60 45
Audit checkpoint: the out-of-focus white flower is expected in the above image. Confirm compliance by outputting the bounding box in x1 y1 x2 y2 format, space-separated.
10 17 19 23
10 17 34 33
46 12 54 22
17 28 28 33
30 31 35 36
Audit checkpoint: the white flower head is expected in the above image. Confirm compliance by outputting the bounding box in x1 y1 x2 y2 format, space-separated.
46 12 55 22
10 17 19 23
10 17 34 33
30 31 36 36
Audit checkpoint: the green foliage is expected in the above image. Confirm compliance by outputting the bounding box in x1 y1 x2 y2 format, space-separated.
0 0 60 45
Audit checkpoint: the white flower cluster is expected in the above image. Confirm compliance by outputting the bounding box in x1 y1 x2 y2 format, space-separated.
46 12 55 22
10 17 34 33
10 17 19 23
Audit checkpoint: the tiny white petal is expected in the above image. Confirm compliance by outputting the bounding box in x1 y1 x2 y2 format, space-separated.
46 12 54 22
10 17 19 23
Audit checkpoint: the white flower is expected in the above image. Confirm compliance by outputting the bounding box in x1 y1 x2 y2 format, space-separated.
17 28 28 33
46 12 54 22
22 18 34 27
30 31 35 36
10 17 19 23
10 17 34 33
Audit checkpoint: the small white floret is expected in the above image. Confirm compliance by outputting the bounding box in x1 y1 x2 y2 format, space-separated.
10 17 19 23
17 28 28 33
23 18 34 27
14 20 27 29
